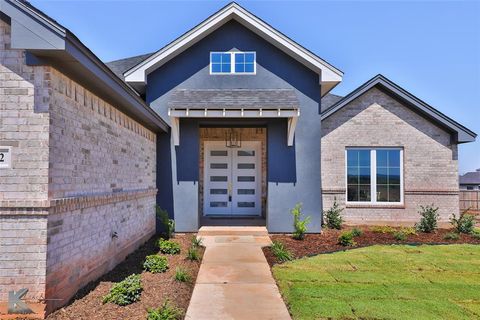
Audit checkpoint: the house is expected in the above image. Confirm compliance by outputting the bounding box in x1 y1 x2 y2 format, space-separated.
0 0 476 316
460 169 480 190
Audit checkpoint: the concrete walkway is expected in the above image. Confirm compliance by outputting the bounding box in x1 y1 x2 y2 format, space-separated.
185 227 291 320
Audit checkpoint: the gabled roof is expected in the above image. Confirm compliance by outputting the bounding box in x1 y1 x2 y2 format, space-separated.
106 52 153 80
123 2 343 96
0 0 168 132
321 74 477 144
460 169 480 185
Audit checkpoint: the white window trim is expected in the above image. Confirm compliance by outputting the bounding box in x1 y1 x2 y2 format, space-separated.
345 148 404 205
209 51 256 75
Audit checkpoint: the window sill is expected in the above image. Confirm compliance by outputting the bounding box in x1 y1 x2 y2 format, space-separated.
346 203 405 209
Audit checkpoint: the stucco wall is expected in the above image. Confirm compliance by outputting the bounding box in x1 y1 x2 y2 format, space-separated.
147 21 322 232
321 87 459 225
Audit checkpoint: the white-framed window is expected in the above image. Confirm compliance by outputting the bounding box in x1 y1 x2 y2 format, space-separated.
210 51 256 75
345 148 404 204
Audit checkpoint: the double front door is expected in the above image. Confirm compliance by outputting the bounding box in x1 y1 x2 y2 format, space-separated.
203 141 261 216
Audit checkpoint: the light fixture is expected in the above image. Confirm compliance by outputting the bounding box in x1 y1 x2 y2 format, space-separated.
225 128 242 148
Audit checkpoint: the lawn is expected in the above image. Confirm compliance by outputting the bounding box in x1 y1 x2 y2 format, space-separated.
273 244 480 320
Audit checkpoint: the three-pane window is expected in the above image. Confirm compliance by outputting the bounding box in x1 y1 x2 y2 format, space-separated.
346 148 403 203
210 52 256 74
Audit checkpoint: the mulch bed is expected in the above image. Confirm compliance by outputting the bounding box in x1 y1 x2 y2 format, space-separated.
263 227 480 266
47 234 203 320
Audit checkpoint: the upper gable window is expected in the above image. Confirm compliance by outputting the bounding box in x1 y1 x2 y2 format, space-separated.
210 52 256 75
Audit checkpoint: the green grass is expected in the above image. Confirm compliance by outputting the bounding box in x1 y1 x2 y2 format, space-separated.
272 245 480 320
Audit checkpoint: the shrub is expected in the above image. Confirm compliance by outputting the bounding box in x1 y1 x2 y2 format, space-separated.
143 255 169 273
156 206 175 239
147 300 183 320
271 241 293 262
370 226 396 234
338 231 356 246
415 205 439 233
174 267 191 282
157 238 181 254
472 229 480 240
323 199 344 230
444 232 460 240
290 203 310 240
191 235 203 248
450 211 476 234
351 228 363 237
400 227 417 236
102 274 142 306
186 246 200 261
393 231 407 241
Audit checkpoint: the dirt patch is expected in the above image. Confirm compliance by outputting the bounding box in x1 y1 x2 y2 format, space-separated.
263 227 480 266
47 234 203 320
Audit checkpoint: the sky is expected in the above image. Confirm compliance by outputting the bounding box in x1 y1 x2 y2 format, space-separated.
30 0 480 174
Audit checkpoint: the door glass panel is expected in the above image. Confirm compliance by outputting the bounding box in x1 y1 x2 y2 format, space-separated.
238 150 255 156
211 163 228 169
238 163 255 169
238 189 255 195
238 202 255 207
211 176 227 182
210 189 228 194
210 201 228 207
238 176 255 182
211 150 227 156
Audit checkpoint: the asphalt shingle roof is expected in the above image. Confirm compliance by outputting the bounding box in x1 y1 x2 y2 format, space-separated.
105 53 153 80
460 170 480 185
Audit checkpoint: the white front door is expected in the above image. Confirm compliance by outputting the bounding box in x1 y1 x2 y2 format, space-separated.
204 141 261 216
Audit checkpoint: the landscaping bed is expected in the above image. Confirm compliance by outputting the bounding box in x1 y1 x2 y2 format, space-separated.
263 227 480 266
47 234 203 320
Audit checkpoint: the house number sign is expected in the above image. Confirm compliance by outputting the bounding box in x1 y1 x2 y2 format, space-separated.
0 146 12 169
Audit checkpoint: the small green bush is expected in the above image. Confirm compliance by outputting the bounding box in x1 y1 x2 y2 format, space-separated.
143 255 169 273
147 300 183 320
338 231 356 246
400 227 417 236
351 228 363 237
450 211 476 234
415 205 439 233
271 241 293 262
323 199 344 230
186 246 200 261
157 238 181 254
393 231 407 241
102 274 142 306
174 267 191 282
290 203 310 240
191 235 203 248
444 232 460 240
370 225 396 234
156 206 175 239
472 229 480 240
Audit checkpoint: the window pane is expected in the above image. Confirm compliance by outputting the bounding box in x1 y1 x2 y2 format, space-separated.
376 167 388 184
245 63 254 73
210 189 227 195
347 186 359 202
211 150 227 156
245 53 255 63
347 149 371 202
359 167 371 184
376 185 388 202
211 163 228 169
376 149 401 202
211 63 221 73
347 167 358 184
238 163 255 169
221 63 231 73
238 176 255 182
389 167 401 184
238 189 255 195
211 53 221 63
235 53 245 63
210 201 227 207
377 150 388 167
211 176 227 182
238 202 255 207
222 53 231 63
235 63 245 72
389 150 400 167
359 150 370 167
238 150 255 156
347 150 358 166
389 185 401 202
359 185 371 201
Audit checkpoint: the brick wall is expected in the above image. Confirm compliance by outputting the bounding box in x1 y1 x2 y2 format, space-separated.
321 87 459 225
0 18 157 316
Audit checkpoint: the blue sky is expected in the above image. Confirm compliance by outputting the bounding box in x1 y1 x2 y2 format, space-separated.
31 0 480 174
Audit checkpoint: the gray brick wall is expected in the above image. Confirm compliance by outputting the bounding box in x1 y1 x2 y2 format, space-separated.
321 87 459 225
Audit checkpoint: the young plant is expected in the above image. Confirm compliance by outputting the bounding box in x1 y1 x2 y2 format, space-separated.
450 211 476 234
444 232 460 241
290 203 311 240
351 227 363 237
271 241 293 262
143 255 169 273
400 227 417 236
415 205 439 233
191 235 203 248
157 238 181 254
156 205 175 239
174 267 191 283
472 228 480 240
338 231 356 246
323 198 344 230
370 225 396 234
102 274 142 306
393 231 407 241
186 246 200 261
147 300 183 320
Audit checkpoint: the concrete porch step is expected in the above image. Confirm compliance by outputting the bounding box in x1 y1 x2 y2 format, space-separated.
197 226 268 237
